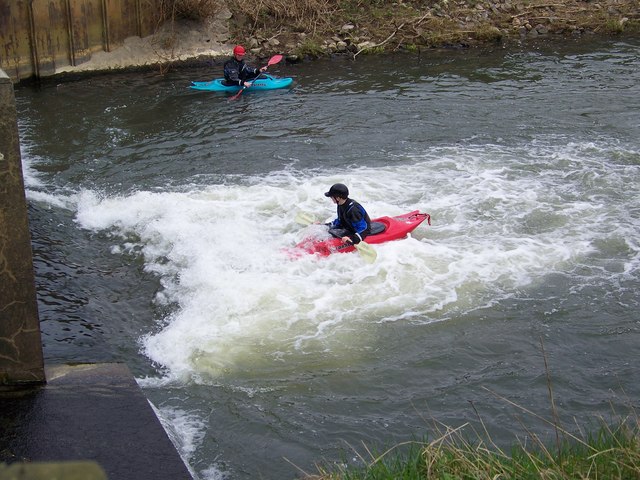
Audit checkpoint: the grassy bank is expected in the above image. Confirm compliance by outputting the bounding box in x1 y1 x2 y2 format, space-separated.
296 347 640 480
300 408 640 479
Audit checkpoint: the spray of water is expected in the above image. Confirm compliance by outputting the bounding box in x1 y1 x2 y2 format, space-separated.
68 140 639 382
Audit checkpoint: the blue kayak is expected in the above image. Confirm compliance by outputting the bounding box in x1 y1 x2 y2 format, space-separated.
190 74 293 92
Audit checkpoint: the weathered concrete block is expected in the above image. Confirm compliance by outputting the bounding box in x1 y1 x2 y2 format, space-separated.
0 69 45 386
0 363 194 479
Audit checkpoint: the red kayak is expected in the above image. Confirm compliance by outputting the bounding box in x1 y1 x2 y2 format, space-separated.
292 210 431 257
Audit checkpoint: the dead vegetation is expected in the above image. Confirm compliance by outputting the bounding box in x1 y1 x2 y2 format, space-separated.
162 0 223 20
164 0 640 58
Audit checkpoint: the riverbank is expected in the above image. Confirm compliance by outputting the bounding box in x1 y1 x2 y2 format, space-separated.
304 414 640 480
53 0 639 77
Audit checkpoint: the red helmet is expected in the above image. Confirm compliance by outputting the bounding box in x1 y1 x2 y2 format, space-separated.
233 45 246 56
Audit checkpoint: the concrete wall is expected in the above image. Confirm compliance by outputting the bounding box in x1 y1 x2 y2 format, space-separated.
0 0 163 82
0 69 45 385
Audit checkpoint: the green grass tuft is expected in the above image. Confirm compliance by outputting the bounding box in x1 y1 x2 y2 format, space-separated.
305 415 640 479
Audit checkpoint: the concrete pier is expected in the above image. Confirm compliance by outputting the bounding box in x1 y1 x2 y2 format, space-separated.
1 68 193 479
0 69 45 386
0 363 193 479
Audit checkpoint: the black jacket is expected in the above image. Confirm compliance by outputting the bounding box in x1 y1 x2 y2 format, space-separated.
328 199 371 244
223 58 259 86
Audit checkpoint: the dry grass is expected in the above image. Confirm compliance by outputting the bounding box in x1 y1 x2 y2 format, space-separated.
161 0 222 20
158 0 640 56
231 0 638 55
229 0 337 35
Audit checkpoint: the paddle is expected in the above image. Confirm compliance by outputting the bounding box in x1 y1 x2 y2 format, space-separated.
229 54 284 101
294 211 377 263
294 211 317 226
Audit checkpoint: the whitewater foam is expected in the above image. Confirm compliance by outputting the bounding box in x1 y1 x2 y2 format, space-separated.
68 140 640 381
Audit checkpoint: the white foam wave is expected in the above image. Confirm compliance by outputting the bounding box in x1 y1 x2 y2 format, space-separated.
18 143 45 188
20 148 80 209
150 403 228 480
152 404 206 460
73 140 640 380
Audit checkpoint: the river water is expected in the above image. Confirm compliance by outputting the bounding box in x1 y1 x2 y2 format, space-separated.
16 38 640 479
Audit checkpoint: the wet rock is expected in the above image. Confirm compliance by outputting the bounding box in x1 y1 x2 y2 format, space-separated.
535 24 549 34
356 41 377 51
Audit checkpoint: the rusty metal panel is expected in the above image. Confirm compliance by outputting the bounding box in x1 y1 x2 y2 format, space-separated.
68 0 105 64
0 0 35 81
138 0 162 38
105 0 139 48
1 0 166 81
30 0 73 75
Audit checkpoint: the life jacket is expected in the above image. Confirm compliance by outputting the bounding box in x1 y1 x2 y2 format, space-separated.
334 199 371 243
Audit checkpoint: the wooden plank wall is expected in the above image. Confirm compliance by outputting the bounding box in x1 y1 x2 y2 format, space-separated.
0 0 163 82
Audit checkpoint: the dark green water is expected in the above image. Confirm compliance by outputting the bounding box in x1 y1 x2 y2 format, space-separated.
17 39 640 479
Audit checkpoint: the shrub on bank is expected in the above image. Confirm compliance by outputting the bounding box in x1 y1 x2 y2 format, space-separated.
162 0 222 20
162 0 640 59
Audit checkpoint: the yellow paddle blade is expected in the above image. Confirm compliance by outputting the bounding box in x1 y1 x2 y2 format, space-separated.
295 211 317 226
354 241 377 263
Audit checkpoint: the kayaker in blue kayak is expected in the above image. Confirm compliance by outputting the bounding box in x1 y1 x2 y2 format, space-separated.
223 45 267 87
324 183 372 245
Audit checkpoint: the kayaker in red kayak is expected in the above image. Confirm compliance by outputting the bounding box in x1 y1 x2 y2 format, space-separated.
223 45 267 87
324 183 372 245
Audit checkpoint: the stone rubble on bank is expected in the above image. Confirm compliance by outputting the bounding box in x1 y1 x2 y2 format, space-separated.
244 0 634 59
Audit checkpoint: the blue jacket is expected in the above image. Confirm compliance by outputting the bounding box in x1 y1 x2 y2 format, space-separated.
329 199 371 244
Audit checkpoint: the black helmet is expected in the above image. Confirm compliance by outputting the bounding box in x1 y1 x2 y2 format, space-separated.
324 183 349 198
